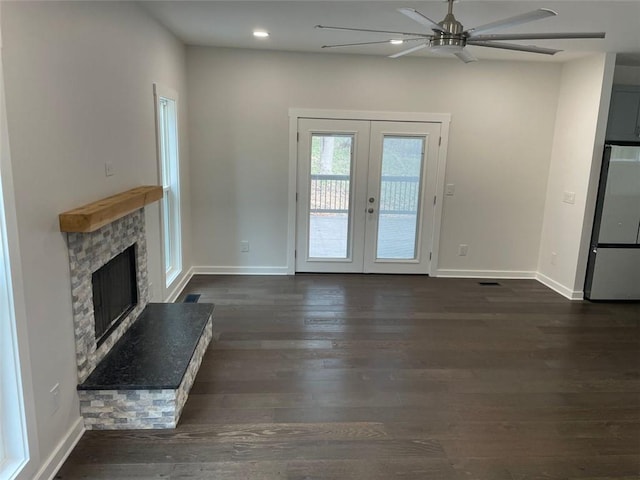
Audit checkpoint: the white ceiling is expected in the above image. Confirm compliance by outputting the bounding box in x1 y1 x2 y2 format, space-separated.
142 1 640 64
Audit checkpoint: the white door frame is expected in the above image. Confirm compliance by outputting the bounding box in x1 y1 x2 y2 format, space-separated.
287 108 451 275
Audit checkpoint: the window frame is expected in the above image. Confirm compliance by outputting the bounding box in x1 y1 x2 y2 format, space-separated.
0 17 37 478
0 174 28 479
153 84 182 289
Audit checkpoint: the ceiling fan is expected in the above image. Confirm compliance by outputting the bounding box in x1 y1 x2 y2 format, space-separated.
316 0 605 63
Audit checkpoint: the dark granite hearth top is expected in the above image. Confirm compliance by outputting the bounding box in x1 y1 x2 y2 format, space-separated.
78 303 214 391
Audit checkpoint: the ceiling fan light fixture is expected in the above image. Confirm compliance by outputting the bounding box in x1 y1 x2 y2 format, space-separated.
430 34 466 55
430 43 464 55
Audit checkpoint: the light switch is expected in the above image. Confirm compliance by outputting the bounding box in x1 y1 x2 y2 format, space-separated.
445 184 455 196
105 162 115 177
562 191 576 204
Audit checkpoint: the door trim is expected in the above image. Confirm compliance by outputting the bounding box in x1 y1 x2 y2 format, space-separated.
287 108 451 275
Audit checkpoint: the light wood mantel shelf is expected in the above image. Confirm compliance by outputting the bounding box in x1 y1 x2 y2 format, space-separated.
59 186 163 233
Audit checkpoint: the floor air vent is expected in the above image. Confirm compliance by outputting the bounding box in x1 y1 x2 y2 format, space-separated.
478 281 501 286
183 294 201 303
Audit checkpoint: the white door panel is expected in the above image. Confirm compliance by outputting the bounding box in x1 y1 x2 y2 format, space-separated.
296 119 370 273
364 121 441 273
296 118 442 274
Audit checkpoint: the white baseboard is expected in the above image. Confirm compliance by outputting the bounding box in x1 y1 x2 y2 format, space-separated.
191 265 290 275
164 265 289 302
165 267 195 302
434 269 537 279
434 269 583 300
536 272 584 300
34 417 85 480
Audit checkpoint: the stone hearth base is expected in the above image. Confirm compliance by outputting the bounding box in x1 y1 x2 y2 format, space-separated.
78 317 212 430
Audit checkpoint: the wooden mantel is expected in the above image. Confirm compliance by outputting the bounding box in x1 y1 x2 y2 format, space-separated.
59 186 163 233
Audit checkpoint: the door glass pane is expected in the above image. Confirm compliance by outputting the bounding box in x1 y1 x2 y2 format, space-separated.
308 134 353 258
376 136 424 259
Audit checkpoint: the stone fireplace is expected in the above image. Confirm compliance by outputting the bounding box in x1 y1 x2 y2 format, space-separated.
61 186 213 430
67 208 149 383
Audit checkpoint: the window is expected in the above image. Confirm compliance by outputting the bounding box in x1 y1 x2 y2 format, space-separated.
0 154 29 480
1 28 30 478
154 85 182 287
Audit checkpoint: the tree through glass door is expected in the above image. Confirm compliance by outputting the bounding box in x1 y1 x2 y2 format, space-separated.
308 134 354 259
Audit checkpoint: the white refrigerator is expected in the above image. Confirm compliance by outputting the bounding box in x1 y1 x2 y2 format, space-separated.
585 143 640 300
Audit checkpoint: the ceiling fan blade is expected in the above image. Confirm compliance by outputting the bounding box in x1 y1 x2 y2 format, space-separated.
470 32 606 41
466 8 557 36
467 40 561 55
321 38 424 49
454 49 478 63
315 25 429 38
389 43 428 58
397 8 451 34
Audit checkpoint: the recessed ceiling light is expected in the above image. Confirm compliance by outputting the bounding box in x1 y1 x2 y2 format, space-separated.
390 39 404 45
253 30 270 38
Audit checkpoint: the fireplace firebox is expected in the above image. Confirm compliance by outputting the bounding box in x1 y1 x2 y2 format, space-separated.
92 244 138 346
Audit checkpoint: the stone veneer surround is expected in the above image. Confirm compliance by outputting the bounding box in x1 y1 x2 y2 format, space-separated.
67 209 149 383
78 318 213 430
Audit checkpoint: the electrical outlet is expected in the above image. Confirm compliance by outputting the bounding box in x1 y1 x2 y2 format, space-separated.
240 240 250 253
458 244 468 256
551 252 557 265
105 162 115 177
50 383 60 414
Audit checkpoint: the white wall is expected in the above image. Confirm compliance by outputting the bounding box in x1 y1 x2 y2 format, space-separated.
537 54 615 299
187 47 562 275
1 2 189 477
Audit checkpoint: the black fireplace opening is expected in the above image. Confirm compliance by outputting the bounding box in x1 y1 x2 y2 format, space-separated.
92 244 138 347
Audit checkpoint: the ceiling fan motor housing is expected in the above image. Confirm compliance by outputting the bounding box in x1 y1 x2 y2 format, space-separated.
433 12 466 49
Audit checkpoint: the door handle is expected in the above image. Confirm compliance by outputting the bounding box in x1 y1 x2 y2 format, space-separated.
367 208 374 214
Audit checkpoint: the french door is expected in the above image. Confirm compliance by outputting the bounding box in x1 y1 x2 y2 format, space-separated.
296 118 441 274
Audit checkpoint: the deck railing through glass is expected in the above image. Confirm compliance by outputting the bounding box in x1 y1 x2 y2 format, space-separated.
310 174 420 214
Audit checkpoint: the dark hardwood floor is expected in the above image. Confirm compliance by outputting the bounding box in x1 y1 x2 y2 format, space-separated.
57 275 640 479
